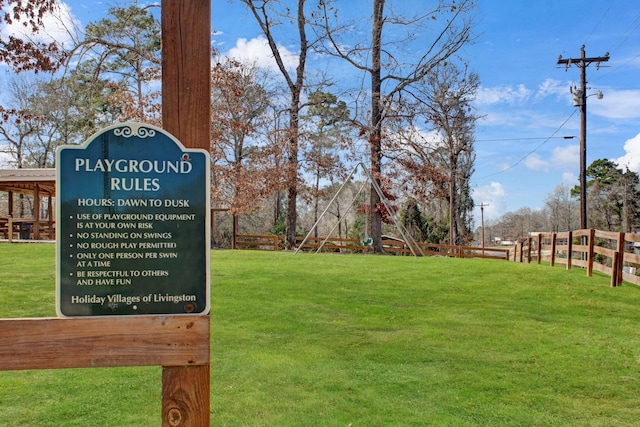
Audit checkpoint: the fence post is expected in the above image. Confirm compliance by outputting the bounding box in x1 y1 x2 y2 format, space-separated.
587 229 595 277
537 233 542 265
232 214 237 249
526 237 532 263
550 233 556 267
566 231 573 270
616 232 625 286
610 251 619 287
518 242 524 263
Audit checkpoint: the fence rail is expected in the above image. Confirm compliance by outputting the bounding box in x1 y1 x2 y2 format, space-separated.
234 229 640 287
234 234 510 260
511 229 640 287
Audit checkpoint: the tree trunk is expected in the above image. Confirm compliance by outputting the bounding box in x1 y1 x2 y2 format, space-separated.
285 104 299 248
313 168 320 239
369 0 384 253
242 0 308 250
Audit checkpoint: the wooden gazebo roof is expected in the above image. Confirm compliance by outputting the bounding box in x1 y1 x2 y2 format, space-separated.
0 169 56 196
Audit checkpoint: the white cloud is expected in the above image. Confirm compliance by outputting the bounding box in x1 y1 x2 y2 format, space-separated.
519 143 578 174
472 181 507 220
0 2 80 48
590 89 640 120
615 132 640 173
524 153 549 172
550 144 579 170
477 79 573 107
502 141 578 174
226 36 299 73
534 78 568 101
562 171 577 185
475 84 531 106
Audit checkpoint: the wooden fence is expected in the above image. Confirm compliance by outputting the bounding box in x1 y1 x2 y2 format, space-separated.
235 230 640 287
234 234 510 260
511 229 640 287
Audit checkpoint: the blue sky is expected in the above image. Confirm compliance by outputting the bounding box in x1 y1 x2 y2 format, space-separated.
3 0 640 222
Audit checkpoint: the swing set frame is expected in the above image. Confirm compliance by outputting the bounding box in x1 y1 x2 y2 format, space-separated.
295 162 423 257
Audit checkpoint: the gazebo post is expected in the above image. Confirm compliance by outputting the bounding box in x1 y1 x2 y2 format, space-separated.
33 183 40 239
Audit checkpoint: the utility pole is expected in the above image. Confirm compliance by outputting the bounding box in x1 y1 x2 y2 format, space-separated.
479 203 489 254
557 45 609 230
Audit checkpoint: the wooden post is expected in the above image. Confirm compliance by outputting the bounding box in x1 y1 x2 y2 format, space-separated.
611 251 619 287
566 231 573 270
616 232 625 286
587 229 595 277
33 183 40 239
162 365 211 426
536 233 542 265
161 0 211 149
162 1 212 425
232 214 237 249
550 233 556 267
518 242 523 263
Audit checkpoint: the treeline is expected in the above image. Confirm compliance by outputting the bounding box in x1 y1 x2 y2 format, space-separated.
1 0 482 250
483 159 640 244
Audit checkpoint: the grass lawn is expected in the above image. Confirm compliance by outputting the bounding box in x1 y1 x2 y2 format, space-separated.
1 244 640 426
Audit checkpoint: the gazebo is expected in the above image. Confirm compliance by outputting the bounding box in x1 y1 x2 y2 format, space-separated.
0 168 56 241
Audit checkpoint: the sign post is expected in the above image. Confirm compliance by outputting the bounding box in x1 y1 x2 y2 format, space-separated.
56 123 210 317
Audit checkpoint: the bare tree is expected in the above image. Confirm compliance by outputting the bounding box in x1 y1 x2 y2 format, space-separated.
544 184 577 232
415 63 479 245
315 0 476 252
241 0 312 249
210 59 275 214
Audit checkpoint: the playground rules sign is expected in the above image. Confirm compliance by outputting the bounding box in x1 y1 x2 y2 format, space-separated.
56 123 210 317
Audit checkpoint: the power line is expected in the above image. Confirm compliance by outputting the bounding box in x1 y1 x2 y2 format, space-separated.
475 109 578 181
475 136 576 143
589 14 640 83
611 15 640 54
584 4 611 44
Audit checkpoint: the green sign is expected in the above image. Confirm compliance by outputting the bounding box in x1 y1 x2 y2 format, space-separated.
56 123 210 317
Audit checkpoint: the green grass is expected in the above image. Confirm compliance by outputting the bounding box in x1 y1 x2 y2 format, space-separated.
2 244 640 426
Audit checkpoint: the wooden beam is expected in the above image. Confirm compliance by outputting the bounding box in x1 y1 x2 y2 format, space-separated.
162 0 211 151
161 1 212 425
0 315 210 371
